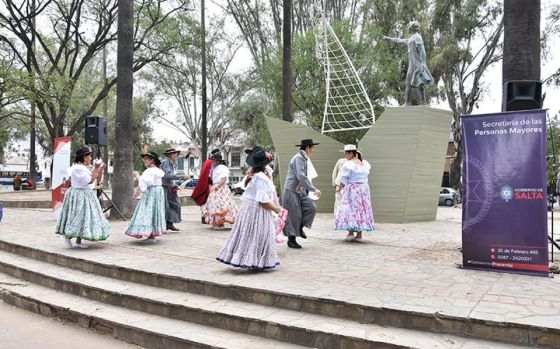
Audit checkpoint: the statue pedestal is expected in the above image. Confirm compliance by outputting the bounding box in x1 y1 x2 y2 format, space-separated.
360 106 452 223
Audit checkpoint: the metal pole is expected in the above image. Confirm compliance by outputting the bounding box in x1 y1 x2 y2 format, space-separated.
102 47 109 187
201 0 208 162
29 0 37 189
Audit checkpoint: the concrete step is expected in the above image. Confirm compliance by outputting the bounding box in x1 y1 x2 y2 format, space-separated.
0 249 527 349
0 239 557 348
0 272 307 349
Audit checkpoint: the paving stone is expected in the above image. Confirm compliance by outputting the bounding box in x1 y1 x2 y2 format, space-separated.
0 206 559 348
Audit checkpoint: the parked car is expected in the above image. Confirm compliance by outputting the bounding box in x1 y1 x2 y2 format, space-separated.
439 187 460 206
177 178 198 188
185 178 198 188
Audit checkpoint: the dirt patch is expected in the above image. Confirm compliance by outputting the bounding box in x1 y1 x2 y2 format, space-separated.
406 242 462 264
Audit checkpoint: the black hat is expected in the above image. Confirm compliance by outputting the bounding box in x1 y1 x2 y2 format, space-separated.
210 149 221 156
209 152 226 164
141 150 162 166
74 147 93 162
164 148 180 155
246 146 273 167
295 139 320 147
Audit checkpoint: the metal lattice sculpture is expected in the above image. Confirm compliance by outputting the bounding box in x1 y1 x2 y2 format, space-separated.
315 5 375 133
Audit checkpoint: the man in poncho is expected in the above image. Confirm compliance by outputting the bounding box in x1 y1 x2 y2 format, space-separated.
282 139 322 249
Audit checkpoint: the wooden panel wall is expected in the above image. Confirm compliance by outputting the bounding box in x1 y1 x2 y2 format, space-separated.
359 106 452 223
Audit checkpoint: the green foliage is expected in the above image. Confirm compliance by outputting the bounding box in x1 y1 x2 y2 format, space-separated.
230 95 273 148
547 116 560 186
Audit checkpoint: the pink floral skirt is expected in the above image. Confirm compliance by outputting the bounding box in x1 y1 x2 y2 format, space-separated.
203 185 238 226
334 183 374 232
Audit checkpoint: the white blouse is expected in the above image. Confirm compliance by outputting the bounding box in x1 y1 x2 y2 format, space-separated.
212 164 230 184
242 172 276 204
67 164 95 190
139 167 165 192
339 160 371 185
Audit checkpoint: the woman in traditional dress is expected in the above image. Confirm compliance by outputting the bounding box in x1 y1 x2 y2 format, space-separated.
217 147 284 270
125 151 166 242
203 152 238 229
334 144 374 242
55 147 109 248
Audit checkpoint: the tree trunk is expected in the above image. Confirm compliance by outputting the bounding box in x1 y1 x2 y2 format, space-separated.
201 0 208 161
503 0 541 84
112 0 135 218
281 0 293 122
29 0 37 190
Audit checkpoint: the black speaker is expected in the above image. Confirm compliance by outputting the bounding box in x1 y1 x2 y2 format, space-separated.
502 80 543 112
85 116 108 145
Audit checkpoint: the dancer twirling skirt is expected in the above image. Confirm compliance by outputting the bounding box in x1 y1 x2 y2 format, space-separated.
334 145 374 242
217 147 283 270
56 147 109 248
125 151 167 241
203 152 238 229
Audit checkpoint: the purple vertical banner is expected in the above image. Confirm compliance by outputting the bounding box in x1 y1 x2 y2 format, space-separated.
462 109 549 276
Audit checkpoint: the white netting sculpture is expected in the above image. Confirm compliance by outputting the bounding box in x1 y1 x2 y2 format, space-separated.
315 4 375 133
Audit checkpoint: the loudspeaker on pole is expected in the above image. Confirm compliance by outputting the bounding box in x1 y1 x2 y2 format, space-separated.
502 80 543 112
85 116 108 145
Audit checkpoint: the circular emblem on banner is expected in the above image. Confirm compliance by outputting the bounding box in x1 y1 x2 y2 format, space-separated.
499 185 514 202
463 155 494 233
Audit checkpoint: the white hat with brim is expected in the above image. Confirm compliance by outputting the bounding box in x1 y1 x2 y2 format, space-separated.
340 144 359 152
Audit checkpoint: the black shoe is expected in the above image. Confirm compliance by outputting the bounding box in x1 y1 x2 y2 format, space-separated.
287 236 302 249
300 230 307 239
167 223 180 231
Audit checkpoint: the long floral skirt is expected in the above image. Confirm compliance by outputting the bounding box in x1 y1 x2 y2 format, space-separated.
125 185 166 238
217 199 279 270
203 185 238 226
55 188 110 241
334 183 374 232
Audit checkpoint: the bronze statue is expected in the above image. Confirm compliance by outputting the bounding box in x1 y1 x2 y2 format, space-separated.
384 21 433 106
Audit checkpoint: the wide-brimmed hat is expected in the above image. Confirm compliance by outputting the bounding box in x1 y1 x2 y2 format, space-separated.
340 144 359 152
209 152 226 164
141 150 162 166
74 147 92 162
164 148 180 155
295 139 320 147
246 146 273 167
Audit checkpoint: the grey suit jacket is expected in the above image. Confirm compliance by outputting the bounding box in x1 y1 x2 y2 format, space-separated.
161 158 183 187
283 151 317 193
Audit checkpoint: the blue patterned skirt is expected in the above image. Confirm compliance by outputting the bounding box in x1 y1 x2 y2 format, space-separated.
55 188 110 241
125 185 166 238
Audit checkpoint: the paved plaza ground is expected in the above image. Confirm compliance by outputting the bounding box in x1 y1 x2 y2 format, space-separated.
0 301 141 349
1 201 559 339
